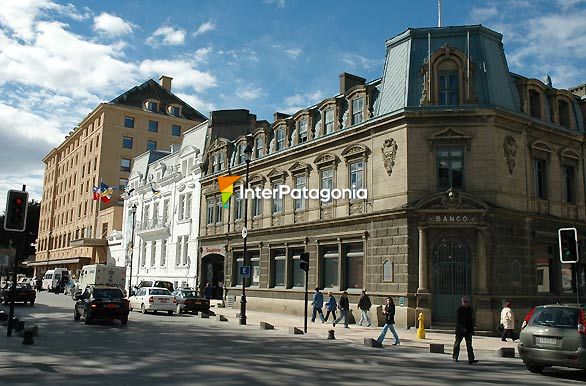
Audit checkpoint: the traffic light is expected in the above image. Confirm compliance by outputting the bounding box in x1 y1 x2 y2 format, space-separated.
558 227 579 263
4 190 28 232
300 252 310 272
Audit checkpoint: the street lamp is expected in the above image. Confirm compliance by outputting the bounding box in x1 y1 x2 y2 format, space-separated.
240 142 253 325
128 203 137 297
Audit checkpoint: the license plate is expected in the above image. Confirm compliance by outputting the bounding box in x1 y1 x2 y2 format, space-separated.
194 300 202 304
105 304 118 309
18 292 26 296
536 337 557 345
160 299 167 303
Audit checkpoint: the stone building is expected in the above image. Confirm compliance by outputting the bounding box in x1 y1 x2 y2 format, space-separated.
197 25 586 330
33 76 206 276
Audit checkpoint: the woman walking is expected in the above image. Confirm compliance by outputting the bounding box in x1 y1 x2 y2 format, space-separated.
324 292 337 322
500 301 516 342
377 297 400 345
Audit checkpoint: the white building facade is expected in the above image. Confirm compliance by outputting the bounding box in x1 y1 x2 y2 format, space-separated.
113 121 207 290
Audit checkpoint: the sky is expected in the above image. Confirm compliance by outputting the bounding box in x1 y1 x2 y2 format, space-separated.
0 0 585 206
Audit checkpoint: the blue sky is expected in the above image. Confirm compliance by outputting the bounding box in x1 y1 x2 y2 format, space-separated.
0 0 585 204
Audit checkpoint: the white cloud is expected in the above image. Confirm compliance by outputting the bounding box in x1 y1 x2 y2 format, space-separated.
237 87 263 100
193 21 215 37
264 0 286 8
93 12 134 37
340 53 383 71
175 92 215 115
470 6 498 21
285 48 303 58
146 26 186 46
279 91 324 115
138 59 217 92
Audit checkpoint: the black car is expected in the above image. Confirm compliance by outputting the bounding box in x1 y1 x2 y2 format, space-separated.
1 283 36 305
74 286 129 325
172 288 210 314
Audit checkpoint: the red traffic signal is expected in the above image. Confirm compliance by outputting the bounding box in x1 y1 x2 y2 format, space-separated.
4 190 29 232
558 227 579 263
300 252 309 272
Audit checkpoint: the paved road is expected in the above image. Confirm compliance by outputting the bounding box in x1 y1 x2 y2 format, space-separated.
0 292 585 385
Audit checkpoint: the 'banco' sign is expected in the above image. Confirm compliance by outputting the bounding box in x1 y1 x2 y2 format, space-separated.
424 214 482 223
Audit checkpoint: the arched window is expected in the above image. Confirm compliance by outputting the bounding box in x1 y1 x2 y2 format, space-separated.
438 59 459 106
511 259 521 283
383 259 394 282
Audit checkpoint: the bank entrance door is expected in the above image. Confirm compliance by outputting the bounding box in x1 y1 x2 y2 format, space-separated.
432 237 471 323
202 254 224 300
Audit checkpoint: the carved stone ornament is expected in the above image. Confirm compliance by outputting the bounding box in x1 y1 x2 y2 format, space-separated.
503 135 518 176
382 138 398 176
441 188 462 209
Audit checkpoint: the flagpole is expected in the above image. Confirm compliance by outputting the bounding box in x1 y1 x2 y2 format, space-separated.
95 178 102 239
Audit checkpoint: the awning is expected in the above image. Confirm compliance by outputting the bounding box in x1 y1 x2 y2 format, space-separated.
26 257 91 267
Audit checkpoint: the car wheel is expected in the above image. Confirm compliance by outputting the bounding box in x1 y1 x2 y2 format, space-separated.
30 300 34 306
168 310 173 316
84 311 91 325
192 310 198 315
176 305 182 314
141 304 147 314
121 316 128 325
74 309 80 321
525 363 544 374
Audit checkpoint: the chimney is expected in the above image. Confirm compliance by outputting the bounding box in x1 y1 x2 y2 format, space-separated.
159 75 173 91
339 72 366 94
273 112 290 122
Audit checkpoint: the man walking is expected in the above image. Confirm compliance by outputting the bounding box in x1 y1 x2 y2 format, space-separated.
333 291 350 328
453 296 478 364
311 287 325 323
357 289 372 327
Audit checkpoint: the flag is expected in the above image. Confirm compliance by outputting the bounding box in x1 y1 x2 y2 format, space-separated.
92 186 100 201
99 182 113 203
150 182 160 196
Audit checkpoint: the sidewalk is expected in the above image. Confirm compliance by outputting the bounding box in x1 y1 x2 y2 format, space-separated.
210 304 519 358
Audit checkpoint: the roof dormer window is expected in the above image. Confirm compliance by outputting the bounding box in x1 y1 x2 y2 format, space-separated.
275 127 286 151
146 100 159 113
168 104 182 117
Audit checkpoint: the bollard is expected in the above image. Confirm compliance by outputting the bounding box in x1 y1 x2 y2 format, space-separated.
289 327 303 335
327 329 335 340
199 312 209 319
22 329 34 345
496 347 515 358
216 315 228 322
416 312 426 339
429 343 445 353
364 338 382 348
260 322 274 330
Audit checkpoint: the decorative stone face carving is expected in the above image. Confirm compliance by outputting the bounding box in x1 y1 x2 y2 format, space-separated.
320 206 333 220
349 200 365 215
382 138 398 176
503 135 518 176
294 212 306 223
441 188 462 209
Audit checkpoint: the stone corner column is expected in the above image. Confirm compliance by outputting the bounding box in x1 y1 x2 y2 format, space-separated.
477 226 488 295
417 226 429 293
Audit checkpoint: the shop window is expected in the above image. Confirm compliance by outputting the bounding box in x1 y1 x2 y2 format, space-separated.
251 253 260 287
272 248 286 287
536 244 555 293
344 243 364 289
290 249 305 288
321 245 339 288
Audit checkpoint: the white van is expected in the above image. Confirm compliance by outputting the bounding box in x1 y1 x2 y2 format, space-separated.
42 268 69 290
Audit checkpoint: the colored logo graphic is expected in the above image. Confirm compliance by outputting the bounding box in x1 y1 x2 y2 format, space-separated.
218 175 241 208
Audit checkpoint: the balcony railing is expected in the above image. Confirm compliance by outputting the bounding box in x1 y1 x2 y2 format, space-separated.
136 216 171 240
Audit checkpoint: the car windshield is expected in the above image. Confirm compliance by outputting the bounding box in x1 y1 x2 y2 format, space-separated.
94 288 124 300
530 307 579 329
16 284 32 289
150 289 172 296
180 291 198 297
155 282 174 291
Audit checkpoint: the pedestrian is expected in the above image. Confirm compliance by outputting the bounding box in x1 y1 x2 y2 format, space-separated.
333 291 350 328
377 297 400 345
357 289 372 327
311 287 325 323
324 292 337 322
452 296 478 364
203 282 212 300
500 301 516 342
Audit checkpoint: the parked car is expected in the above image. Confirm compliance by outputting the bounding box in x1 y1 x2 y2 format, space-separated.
73 285 129 325
172 288 210 314
17 277 34 286
129 287 176 315
518 303 586 373
137 280 174 292
1 283 36 305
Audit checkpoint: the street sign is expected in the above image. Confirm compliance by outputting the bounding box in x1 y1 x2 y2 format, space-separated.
0 255 8 267
241 227 248 239
240 265 251 278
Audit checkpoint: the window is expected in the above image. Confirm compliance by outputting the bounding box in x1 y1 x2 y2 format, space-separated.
324 109 334 134
234 254 244 286
161 240 167 266
172 124 181 137
171 106 181 117
163 199 169 223
529 91 541 119
291 249 305 288
120 158 131 172
272 183 283 214
299 119 308 143
234 189 243 220
352 97 364 124
175 237 182 266
206 198 214 225
148 120 158 133
534 158 547 199
272 249 286 287
255 136 264 158
253 195 262 217
276 128 285 151
320 168 334 205
563 166 575 203
212 152 225 173
124 116 134 128
184 192 192 219
558 100 570 127
119 178 128 190
321 246 339 288
238 143 247 165
345 243 363 289
141 241 146 267
349 160 364 190
122 136 133 149
215 196 223 223
147 140 157 151
294 176 306 211
439 70 458 105
383 260 394 282
251 254 260 286
150 241 156 266
182 236 188 266
437 147 463 191
536 244 555 293
147 101 158 112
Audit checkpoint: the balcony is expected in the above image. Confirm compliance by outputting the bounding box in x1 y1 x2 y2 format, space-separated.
136 216 171 241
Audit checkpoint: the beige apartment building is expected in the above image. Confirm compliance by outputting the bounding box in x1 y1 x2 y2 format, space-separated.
32 76 206 276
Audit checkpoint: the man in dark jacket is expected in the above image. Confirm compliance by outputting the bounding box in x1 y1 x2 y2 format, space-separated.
310 287 325 322
452 296 478 364
357 289 372 327
333 291 350 328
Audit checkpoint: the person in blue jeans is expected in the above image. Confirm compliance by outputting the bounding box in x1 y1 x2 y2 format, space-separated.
311 287 325 322
324 292 337 322
377 297 400 345
333 291 350 328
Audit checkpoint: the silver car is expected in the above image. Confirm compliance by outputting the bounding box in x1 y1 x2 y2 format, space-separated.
518 304 586 373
